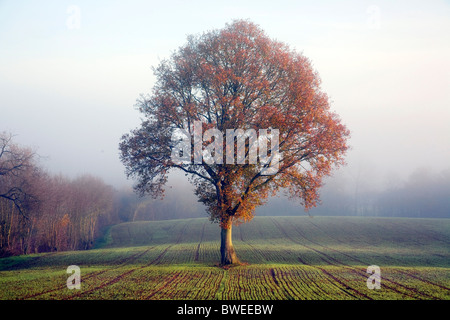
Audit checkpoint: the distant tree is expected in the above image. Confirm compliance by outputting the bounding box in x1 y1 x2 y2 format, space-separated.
114 188 139 222
31 173 117 252
120 20 349 265
376 168 450 218
68 174 115 250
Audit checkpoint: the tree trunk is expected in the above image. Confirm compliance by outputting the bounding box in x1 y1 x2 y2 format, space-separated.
220 224 239 265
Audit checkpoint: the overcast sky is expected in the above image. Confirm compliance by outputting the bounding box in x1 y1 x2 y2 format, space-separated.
1 0 449 190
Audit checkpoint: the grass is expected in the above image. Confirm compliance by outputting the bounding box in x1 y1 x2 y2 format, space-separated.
0 216 449 300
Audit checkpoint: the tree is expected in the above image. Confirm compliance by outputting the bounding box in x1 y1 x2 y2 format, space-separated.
0 132 41 255
119 20 350 265
0 132 38 217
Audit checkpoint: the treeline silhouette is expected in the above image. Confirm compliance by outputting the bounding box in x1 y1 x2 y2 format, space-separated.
1 134 112 256
117 167 450 222
257 167 450 219
0 133 204 257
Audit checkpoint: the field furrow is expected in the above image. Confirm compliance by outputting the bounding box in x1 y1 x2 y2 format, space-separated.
1 216 448 300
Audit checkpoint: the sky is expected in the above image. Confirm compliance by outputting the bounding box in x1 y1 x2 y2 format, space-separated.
1 0 449 192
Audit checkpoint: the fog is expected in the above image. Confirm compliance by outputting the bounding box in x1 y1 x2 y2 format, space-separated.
1 1 449 217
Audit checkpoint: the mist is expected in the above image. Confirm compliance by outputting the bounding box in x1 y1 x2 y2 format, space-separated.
1 1 449 219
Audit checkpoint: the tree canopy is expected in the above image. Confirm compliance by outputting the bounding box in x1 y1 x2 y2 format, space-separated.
120 20 350 264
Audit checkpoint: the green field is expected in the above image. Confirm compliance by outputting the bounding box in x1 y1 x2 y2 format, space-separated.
1 216 449 300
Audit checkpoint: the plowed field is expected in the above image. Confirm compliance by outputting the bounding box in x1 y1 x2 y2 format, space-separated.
1 216 449 300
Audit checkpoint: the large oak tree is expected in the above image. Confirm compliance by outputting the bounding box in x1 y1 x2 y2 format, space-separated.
120 20 350 265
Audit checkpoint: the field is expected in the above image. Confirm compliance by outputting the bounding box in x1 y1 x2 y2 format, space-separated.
0 216 449 300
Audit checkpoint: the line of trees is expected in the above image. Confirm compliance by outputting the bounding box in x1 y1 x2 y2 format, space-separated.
117 166 450 221
0 133 120 256
113 183 205 223
256 167 450 219
2 131 448 257
373 168 450 218
0 133 208 257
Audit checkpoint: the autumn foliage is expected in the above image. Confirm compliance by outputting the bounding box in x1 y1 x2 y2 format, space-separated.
120 20 349 265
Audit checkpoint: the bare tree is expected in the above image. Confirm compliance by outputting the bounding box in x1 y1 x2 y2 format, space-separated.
0 132 41 255
0 132 38 217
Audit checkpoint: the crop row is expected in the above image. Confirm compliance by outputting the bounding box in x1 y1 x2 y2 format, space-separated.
2 262 449 300
64 266 224 300
1 217 449 300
